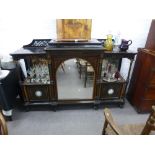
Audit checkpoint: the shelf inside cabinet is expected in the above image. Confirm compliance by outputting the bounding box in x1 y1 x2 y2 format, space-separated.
99 72 126 83
20 79 52 86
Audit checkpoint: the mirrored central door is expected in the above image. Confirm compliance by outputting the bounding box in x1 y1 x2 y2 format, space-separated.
56 58 94 99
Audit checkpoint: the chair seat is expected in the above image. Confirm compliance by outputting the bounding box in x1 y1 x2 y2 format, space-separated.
87 66 94 72
79 60 87 66
106 124 145 135
102 107 155 135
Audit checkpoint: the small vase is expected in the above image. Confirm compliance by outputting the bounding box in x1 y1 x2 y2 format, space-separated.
104 34 113 51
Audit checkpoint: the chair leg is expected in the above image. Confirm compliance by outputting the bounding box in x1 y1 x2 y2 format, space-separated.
61 63 65 72
76 59 79 68
84 67 87 88
141 109 155 135
79 64 82 79
141 126 151 135
102 120 108 135
141 117 154 135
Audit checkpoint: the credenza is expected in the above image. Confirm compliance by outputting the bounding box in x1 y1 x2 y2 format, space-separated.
10 39 136 110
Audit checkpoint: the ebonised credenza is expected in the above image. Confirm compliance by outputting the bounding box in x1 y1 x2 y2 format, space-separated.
10 39 136 110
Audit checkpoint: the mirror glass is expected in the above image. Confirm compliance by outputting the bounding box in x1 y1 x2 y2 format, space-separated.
57 58 94 99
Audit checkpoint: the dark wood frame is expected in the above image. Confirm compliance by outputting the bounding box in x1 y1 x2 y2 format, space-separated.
10 39 136 110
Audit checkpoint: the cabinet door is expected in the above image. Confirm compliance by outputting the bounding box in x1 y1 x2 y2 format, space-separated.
144 86 155 100
148 68 155 85
25 85 50 102
98 57 126 100
99 82 125 99
144 66 155 100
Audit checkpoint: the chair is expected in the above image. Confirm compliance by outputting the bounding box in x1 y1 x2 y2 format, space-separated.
84 62 94 88
76 59 94 87
102 106 155 135
0 112 8 135
76 58 86 79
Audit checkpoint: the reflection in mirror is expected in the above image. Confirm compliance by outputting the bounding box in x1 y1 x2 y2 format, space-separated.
25 58 50 84
101 58 121 82
57 58 94 99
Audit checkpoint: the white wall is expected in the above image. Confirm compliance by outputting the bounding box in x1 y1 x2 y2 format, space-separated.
0 18 151 56
0 18 57 56
0 0 154 57
0 0 153 80
0 17 152 79
92 19 151 51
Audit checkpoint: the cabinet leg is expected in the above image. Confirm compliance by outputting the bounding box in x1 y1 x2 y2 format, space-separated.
52 105 57 112
137 108 142 113
2 110 13 121
25 105 30 112
51 102 58 112
119 100 125 108
94 104 99 110
119 103 124 108
4 116 13 121
94 100 100 110
118 98 125 108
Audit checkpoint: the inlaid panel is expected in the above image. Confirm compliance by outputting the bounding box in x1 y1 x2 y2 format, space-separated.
99 82 125 99
25 85 50 102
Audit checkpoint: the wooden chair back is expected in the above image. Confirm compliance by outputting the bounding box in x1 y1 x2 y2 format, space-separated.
102 106 155 135
141 106 155 135
102 108 123 135
84 62 94 88
0 112 8 135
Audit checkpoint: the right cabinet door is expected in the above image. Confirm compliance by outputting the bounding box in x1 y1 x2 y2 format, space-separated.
99 57 126 100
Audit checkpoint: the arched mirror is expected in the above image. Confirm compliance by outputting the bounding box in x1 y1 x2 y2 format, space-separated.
56 58 94 99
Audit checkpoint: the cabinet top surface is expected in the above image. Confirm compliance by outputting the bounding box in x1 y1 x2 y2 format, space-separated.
10 39 136 58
